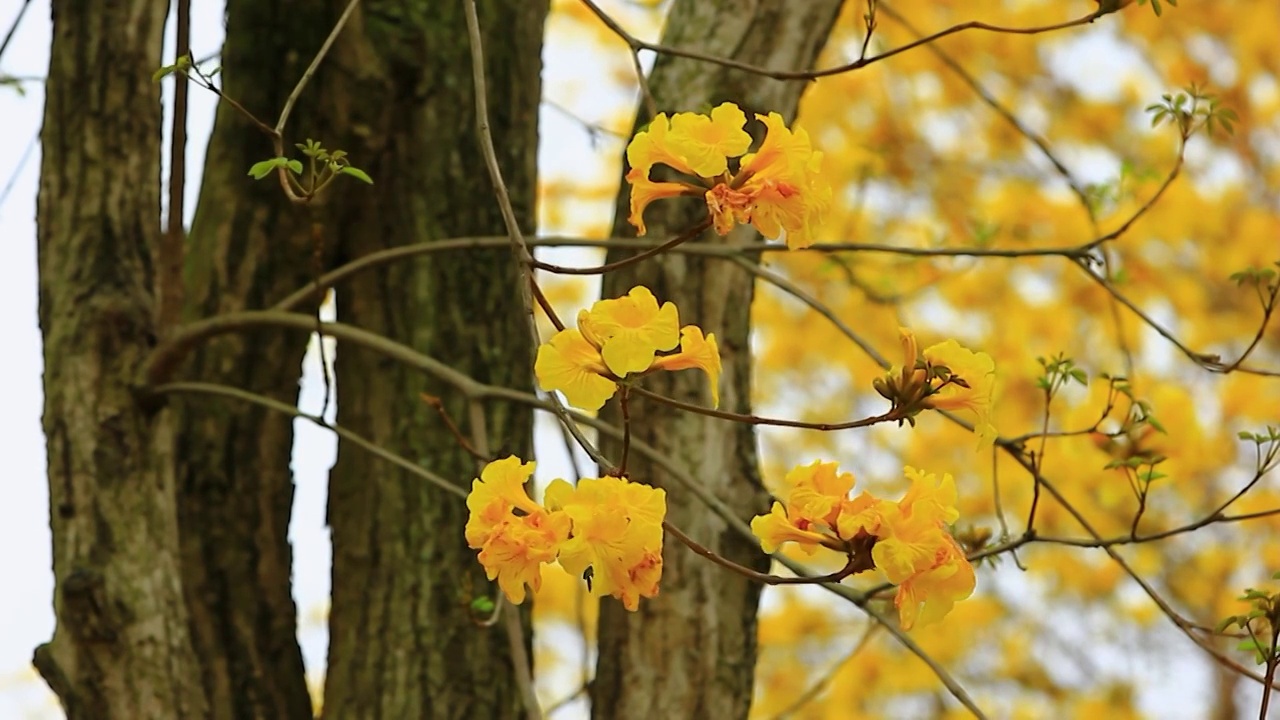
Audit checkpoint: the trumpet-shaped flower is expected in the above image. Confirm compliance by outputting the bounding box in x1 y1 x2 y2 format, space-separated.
649 325 723 407
623 102 828 248
465 456 541 545
871 509 950 585
921 339 998 448
578 286 680 376
667 102 753 177
732 112 831 249
750 501 832 555
626 113 703 235
898 466 960 525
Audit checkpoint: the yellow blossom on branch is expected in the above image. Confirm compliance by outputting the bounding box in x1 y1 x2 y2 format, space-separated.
749 460 976 630
892 531 976 630
535 285 722 410
546 476 666 611
625 102 830 248
465 458 667 612
578 285 680 376
874 328 998 448
465 457 571 604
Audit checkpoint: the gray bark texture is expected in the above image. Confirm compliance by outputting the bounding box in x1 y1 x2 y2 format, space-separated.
173 2 344 718
320 1 547 718
592 1 844 718
34 0 210 717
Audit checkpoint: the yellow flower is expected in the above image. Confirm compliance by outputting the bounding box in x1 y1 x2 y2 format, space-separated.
622 102 828 247
750 460 863 553
783 460 856 529
627 180 697 236
465 456 541 546
579 286 680 376
476 510 571 604
667 102 753 177
625 113 704 235
465 457 571 604
878 330 998 449
871 509 950 585
750 501 830 554
535 287 722 411
650 325 723 408
547 476 666 611
871 465 975 629
898 466 960 525
747 459 977 628
893 532 976 630
534 329 618 411
834 491 888 539
734 112 831 249
921 339 998 448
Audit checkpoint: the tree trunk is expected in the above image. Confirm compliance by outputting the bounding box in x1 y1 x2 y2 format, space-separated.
33 1 209 717
592 2 844 718
320 1 547 717
173 1 343 718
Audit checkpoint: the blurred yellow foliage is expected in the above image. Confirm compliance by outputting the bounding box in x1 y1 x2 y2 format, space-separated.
532 0 1280 716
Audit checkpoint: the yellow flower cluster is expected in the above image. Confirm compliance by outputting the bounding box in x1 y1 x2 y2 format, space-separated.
534 285 722 411
875 328 998 448
625 102 831 249
750 461 976 630
465 456 666 611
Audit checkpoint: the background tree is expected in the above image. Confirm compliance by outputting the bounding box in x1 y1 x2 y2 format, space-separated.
36 0 545 717
590 2 842 717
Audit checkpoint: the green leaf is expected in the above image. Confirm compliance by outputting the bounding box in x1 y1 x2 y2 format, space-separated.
287 159 304 175
470 596 495 614
1215 615 1241 633
247 157 288 180
340 166 374 184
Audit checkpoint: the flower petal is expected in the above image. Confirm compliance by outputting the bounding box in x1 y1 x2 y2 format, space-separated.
535 329 618 411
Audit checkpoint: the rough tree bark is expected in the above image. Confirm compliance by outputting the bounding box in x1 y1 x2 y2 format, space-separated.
172 1 341 718
33 1 209 717
320 1 547 717
592 2 844 718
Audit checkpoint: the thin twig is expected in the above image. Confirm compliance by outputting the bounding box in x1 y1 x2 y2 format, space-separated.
159 0 191 334
0 0 32 68
462 0 608 471
152 381 464 498
271 235 1095 311
275 0 359 137
580 0 1102 82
